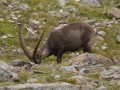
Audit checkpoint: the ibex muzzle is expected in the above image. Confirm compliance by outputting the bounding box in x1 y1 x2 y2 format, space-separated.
18 23 95 64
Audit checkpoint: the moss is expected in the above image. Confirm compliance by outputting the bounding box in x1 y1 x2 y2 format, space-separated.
106 83 120 90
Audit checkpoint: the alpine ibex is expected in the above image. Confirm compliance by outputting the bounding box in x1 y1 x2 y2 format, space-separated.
18 22 95 64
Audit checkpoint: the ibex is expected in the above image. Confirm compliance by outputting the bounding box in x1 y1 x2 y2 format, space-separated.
18 22 95 64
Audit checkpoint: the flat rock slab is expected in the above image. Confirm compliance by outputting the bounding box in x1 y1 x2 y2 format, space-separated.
69 53 115 66
0 83 80 90
107 8 120 19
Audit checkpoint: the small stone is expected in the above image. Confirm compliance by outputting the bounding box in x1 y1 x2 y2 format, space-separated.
56 11 70 18
0 18 4 22
27 78 38 83
7 34 14 38
26 26 35 34
29 20 39 30
11 73 20 82
19 4 30 10
96 86 107 90
0 68 12 81
12 59 27 66
107 8 120 19
74 0 80 2
116 4 120 9
54 75 61 80
96 35 104 41
70 75 88 85
0 35 7 39
0 51 3 57
1 0 8 5
57 0 66 6
60 66 77 72
101 45 107 50
79 67 89 74
79 0 101 7
100 70 114 80
97 31 106 37
117 35 120 43
25 33 39 41
84 20 96 25
0 60 10 70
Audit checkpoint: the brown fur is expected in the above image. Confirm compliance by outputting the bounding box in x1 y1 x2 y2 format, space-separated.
18 22 95 64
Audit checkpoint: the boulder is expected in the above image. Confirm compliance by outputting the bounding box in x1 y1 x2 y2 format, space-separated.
0 83 80 90
0 60 10 70
79 0 101 7
69 53 115 66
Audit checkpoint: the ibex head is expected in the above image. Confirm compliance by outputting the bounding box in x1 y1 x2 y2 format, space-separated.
18 23 45 64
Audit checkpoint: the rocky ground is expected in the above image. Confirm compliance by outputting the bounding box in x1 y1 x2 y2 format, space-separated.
0 0 120 90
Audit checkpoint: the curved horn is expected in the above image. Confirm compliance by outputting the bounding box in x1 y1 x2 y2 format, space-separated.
18 23 32 60
32 29 45 60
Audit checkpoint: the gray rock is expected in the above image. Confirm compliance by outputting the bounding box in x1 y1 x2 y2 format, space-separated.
70 75 88 85
0 51 3 57
79 0 101 7
97 31 106 37
84 20 96 25
107 8 120 19
54 75 61 80
29 20 40 30
56 10 70 18
19 3 30 10
0 0 8 5
116 4 120 9
9 2 30 11
74 0 80 2
60 66 77 72
0 60 10 70
69 53 115 67
58 0 66 6
0 68 12 82
96 86 107 90
79 67 89 74
25 33 39 41
101 45 107 50
0 35 8 39
22 62 34 70
96 35 104 41
12 59 27 66
11 73 19 82
117 35 120 43
0 83 80 90
9 66 20 74
100 66 120 80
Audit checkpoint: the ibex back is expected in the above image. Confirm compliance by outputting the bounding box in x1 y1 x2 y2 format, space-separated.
18 22 95 64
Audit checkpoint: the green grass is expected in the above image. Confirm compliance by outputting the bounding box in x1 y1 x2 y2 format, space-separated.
0 0 120 86
106 83 120 90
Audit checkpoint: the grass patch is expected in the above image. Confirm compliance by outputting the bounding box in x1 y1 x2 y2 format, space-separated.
88 72 100 79
106 83 120 90
18 70 30 83
61 78 77 84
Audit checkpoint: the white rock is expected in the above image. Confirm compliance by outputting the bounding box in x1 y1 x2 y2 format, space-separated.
60 66 77 72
